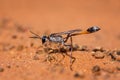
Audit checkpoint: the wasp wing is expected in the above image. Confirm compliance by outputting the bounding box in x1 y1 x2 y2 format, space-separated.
51 29 82 36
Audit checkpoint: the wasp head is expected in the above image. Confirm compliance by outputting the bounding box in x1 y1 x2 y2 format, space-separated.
42 36 48 44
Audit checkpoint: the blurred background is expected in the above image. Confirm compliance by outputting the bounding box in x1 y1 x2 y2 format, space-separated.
0 0 120 48
0 1 120 80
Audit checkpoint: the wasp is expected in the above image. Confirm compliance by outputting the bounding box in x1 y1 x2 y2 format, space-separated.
30 26 100 70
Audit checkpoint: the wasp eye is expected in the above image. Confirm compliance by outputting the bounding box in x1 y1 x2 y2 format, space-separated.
87 26 100 33
42 36 47 44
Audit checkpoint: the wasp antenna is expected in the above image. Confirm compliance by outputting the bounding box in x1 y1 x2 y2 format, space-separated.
29 30 42 39
29 36 39 38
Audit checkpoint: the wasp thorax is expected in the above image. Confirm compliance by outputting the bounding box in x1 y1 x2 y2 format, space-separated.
87 26 100 33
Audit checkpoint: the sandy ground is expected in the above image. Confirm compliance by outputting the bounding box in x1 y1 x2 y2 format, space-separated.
0 0 120 80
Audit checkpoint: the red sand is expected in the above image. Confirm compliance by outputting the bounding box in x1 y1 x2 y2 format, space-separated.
0 0 120 80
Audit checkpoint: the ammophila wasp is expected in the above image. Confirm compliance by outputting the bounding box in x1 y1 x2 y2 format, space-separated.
30 26 100 70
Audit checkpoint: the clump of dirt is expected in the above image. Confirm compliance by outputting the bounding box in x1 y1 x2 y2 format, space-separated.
92 65 101 73
92 47 105 52
74 72 84 78
0 67 4 72
92 51 105 59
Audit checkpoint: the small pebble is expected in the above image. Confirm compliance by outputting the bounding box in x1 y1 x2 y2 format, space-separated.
72 44 79 51
30 42 34 47
92 51 105 59
0 67 4 72
116 66 120 71
109 50 120 61
17 45 24 51
12 35 17 39
78 45 88 51
33 55 40 60
2 44 15 51
92 47 105 52
36 50 43 54
6 64 11 68
74 72 84 78
116 50 120 55
108 51 116 60
92 65 101 73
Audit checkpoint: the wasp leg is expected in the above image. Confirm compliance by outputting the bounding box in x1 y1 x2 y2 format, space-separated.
64 34 70 43
43 52 58 63
43 45 57 63
64 51 76 71
69 36 74 71
64 36 75 71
